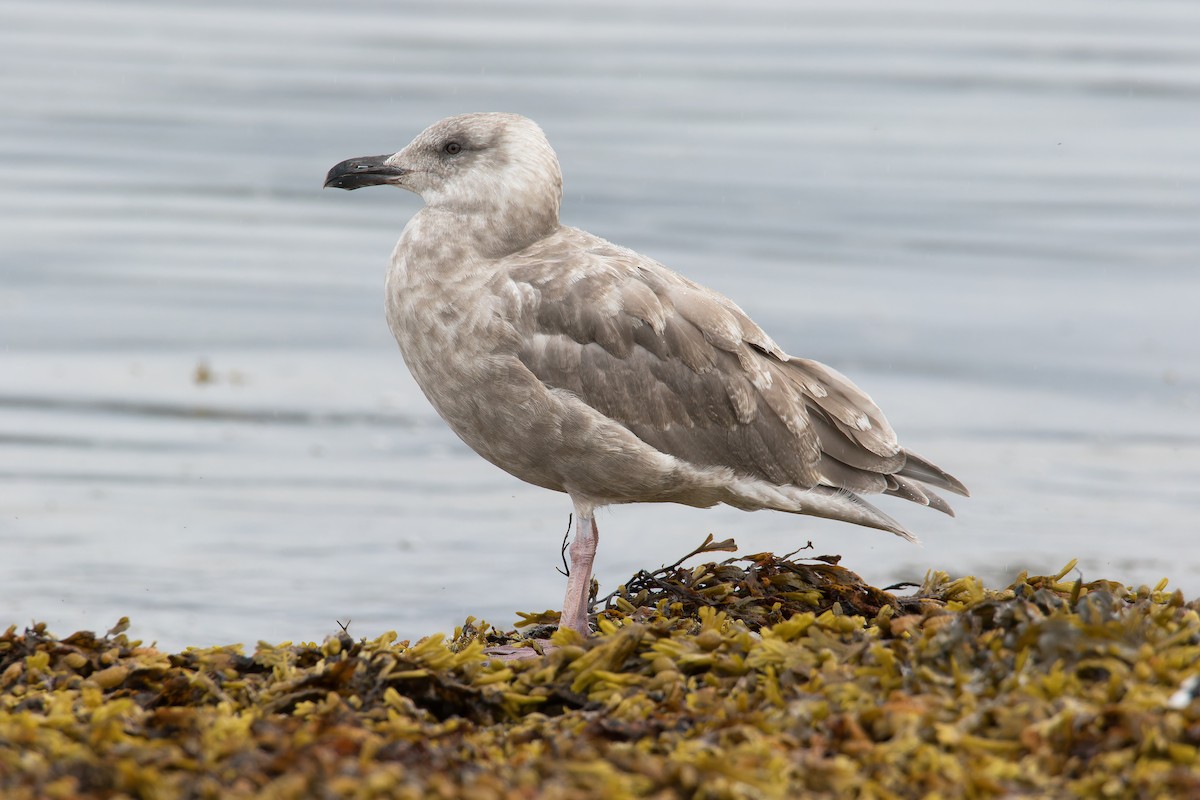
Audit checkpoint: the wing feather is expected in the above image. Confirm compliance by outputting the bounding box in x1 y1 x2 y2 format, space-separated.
503 227 966 521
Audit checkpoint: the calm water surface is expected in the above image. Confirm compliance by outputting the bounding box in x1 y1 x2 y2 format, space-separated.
2 0 1198 649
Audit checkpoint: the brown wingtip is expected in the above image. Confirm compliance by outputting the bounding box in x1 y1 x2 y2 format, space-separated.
900 450 970 497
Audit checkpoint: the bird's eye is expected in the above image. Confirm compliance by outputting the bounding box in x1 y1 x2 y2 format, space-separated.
444 141 462 155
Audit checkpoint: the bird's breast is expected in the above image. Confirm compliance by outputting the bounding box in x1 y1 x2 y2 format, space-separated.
384 235 563 479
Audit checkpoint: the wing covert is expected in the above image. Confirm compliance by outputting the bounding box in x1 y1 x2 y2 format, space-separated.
498 226 961 512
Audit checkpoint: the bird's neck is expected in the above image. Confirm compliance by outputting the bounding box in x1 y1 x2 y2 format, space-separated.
415 203 559 260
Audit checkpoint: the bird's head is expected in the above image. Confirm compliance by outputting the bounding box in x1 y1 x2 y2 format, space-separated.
324 113 563 230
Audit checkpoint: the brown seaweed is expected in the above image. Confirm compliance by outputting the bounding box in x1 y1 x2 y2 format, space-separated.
2 545 1199 799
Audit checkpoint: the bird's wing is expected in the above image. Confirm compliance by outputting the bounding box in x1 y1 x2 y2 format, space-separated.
498 229 956 506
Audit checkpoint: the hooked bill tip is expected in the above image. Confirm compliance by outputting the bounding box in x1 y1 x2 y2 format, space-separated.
324 155 405 190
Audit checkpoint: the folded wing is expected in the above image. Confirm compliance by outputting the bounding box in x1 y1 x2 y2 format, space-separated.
502 229 967 532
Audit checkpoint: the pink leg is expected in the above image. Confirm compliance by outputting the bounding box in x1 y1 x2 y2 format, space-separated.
559 511 598 635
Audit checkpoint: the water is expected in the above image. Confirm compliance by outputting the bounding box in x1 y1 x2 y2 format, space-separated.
3 0 1198 650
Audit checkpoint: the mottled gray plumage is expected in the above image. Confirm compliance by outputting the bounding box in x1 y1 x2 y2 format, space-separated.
325 112 968 636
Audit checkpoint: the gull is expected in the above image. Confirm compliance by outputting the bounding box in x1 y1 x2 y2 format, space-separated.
324 113 968 637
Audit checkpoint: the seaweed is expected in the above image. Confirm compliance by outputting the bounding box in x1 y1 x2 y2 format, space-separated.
2 543 1199 799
